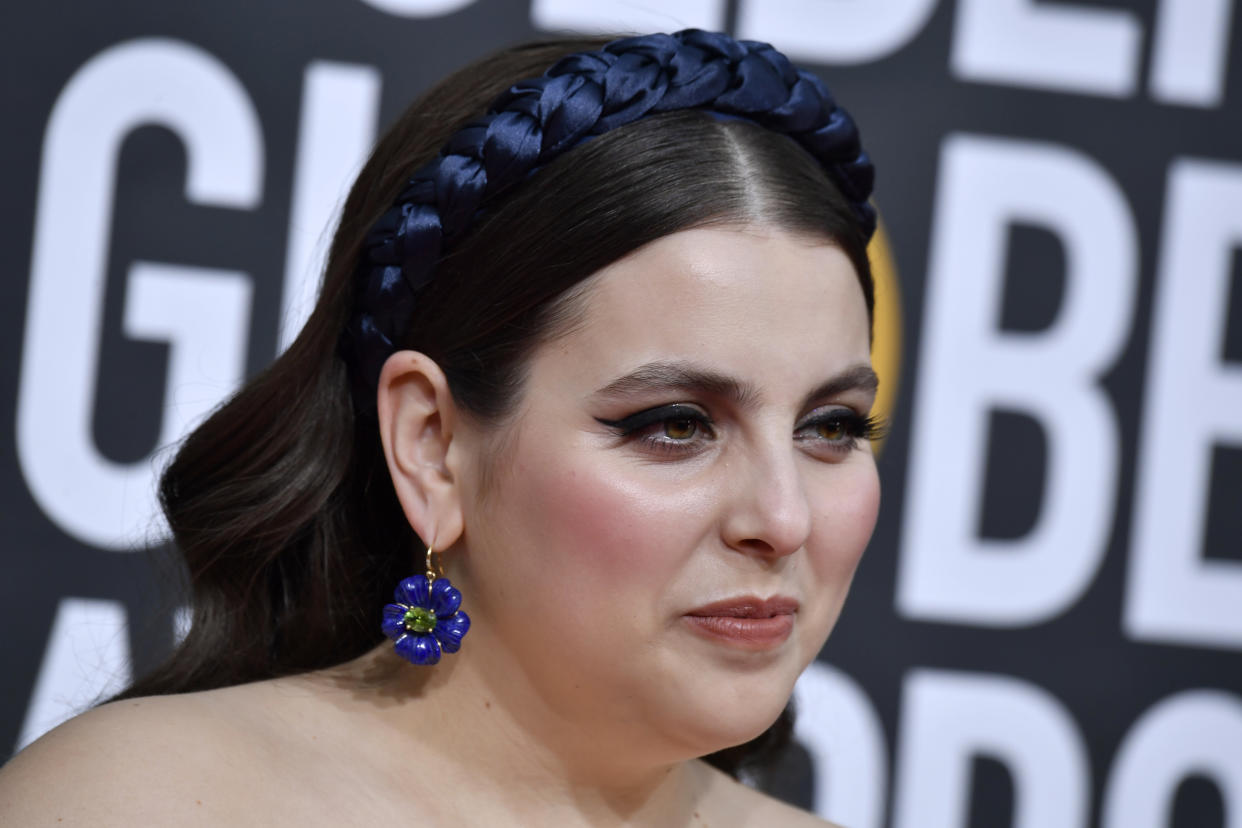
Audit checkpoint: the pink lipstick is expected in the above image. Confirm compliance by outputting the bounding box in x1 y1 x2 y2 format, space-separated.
683 596 798 649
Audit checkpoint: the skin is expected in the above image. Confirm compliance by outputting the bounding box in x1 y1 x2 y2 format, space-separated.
0 225 878 826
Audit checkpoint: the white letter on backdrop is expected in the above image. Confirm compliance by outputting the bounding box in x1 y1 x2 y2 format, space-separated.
898 134 1136 626
1150 0 1236 107
793 662 888 828
17 598 131 751
280 62 381 351
16 39 262 550
123 263 251 446
1102 690 1242 828
952 0 1141 97
891 669 1089 828
531 0 724 34
736 0 939 65
1126 159 1242 651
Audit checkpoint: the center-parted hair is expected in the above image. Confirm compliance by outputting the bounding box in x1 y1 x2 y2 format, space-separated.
127 33 876 776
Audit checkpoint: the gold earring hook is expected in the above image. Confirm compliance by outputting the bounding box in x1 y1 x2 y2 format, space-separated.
424 544 442 583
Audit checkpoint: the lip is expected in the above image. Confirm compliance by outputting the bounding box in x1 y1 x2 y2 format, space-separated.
683 596 799 649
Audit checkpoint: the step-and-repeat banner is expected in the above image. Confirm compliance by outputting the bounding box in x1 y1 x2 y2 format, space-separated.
3 2 1240 825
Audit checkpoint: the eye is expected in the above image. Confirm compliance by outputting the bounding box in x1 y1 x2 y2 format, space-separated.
813 418 848 442
795 407 885 455
595 404 715 455
662 417 699 440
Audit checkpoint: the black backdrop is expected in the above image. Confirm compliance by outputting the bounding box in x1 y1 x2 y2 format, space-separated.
4 2 1241 826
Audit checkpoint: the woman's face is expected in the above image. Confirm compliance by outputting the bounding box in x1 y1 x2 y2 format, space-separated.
452 224 879 762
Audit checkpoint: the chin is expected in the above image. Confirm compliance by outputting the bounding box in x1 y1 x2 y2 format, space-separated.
673 625 826 738
674 698 791 762
662 667 799 759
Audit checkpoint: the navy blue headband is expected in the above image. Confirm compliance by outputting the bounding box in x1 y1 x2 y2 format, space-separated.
349 29 875 391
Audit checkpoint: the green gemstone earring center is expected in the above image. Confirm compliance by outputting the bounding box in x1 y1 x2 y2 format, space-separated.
403 606 438 634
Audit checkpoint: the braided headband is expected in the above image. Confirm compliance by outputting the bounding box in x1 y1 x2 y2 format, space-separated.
349 29 875 391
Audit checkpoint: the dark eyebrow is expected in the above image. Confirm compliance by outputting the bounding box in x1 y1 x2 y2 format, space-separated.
590 362 759 408
801 364 879 410
590 361 879 410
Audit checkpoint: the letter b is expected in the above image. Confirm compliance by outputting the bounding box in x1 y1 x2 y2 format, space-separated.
898 134 1137 626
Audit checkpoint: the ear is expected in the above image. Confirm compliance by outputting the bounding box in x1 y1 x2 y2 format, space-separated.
376 351 465 550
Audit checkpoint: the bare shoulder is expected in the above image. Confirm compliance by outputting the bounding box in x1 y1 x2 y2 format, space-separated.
695 761 843 828
0 688 271 826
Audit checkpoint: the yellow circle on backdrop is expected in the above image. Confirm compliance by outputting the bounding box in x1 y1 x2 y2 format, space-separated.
868 218 901 452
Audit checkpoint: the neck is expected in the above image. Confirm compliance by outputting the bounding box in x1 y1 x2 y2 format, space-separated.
319 644 714 827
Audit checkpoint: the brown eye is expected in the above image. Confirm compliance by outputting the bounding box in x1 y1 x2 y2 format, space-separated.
816 419 847 441
596 404 715 455
663 418 698 440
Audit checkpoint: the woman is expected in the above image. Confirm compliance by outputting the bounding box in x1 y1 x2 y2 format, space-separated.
0 30 881 826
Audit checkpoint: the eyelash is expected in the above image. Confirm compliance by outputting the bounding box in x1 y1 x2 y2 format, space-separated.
596 405 715 455
596 405 886 457
795 409 888 454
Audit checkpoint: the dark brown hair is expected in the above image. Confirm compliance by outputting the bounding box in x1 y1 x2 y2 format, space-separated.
119 37 873 776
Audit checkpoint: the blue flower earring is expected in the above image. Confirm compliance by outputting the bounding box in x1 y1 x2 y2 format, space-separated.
381 545 471 666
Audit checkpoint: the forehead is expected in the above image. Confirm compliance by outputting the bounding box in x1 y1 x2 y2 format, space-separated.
536 225 871 392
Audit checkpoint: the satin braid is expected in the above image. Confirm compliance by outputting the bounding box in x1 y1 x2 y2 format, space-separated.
349 29 875 391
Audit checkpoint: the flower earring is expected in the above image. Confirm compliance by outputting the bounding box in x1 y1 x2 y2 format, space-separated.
381 545 471 666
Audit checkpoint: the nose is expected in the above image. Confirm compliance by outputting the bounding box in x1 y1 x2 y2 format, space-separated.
721 441 813 560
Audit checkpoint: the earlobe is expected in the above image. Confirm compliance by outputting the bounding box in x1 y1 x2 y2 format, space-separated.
376 351 465 549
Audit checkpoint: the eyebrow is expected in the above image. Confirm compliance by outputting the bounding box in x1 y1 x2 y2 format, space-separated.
800 364 879 410
589 361 878 410
591 362 758 408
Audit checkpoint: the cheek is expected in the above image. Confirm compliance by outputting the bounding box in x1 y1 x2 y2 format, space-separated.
496 442 717 603
808 463 881 591
790 463 879 666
